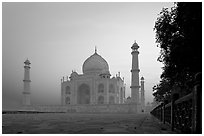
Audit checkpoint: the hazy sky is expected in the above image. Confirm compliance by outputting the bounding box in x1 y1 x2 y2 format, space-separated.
2 2 174 109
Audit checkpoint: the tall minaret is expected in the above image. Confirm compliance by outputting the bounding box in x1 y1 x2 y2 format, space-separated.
22 59 31 106
130 41 140 104
141 77 145 110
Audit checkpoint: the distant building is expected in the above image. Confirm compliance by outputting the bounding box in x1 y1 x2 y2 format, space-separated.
130 41 146 112
21 41 146 113
145 102 153 112
22 59 31 106
61 49 125 105
140 77 145 111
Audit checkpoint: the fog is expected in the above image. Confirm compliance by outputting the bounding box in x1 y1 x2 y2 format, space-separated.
2 2 174 109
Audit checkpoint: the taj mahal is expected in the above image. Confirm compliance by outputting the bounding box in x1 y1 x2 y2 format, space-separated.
21 41 145 113
61 48 125 105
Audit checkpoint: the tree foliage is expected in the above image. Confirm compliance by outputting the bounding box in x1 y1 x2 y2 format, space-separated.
153 2 202 102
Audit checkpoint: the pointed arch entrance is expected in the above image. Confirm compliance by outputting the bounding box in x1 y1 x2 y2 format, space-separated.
77 83 90 104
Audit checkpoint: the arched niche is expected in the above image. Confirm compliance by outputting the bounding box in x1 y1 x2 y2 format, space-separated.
109 84 115 93
65 86 71 95
120 87 123 98
98 96 104 104
77 83 90 104
98 83 104 93
65 97 70 105
109 96 115 104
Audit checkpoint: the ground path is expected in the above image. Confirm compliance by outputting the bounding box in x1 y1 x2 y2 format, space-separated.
2 113 176 134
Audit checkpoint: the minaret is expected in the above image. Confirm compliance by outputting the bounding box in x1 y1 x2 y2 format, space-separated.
130 41 140 104
141 77 145 110
22 59 31 106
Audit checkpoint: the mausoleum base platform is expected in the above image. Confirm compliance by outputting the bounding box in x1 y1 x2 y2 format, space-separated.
20 104 141 113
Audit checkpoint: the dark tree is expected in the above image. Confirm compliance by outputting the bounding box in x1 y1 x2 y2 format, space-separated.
153 2 202 102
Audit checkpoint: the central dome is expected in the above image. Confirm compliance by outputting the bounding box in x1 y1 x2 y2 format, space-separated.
82 52 109 74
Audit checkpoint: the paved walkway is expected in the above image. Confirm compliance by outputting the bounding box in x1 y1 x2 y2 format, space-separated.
135 113 176 133
3 113 176 134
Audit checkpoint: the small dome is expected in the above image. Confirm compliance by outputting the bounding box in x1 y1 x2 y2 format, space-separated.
141 76 144 80
71 71 78 77
131 41 139 50
82 52 109 74
24 59 31 65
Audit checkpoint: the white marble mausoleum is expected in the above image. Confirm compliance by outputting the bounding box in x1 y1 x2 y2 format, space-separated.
61 49 125 106
21 41 145 113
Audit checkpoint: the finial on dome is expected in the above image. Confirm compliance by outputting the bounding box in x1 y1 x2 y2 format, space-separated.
95 46 97 54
